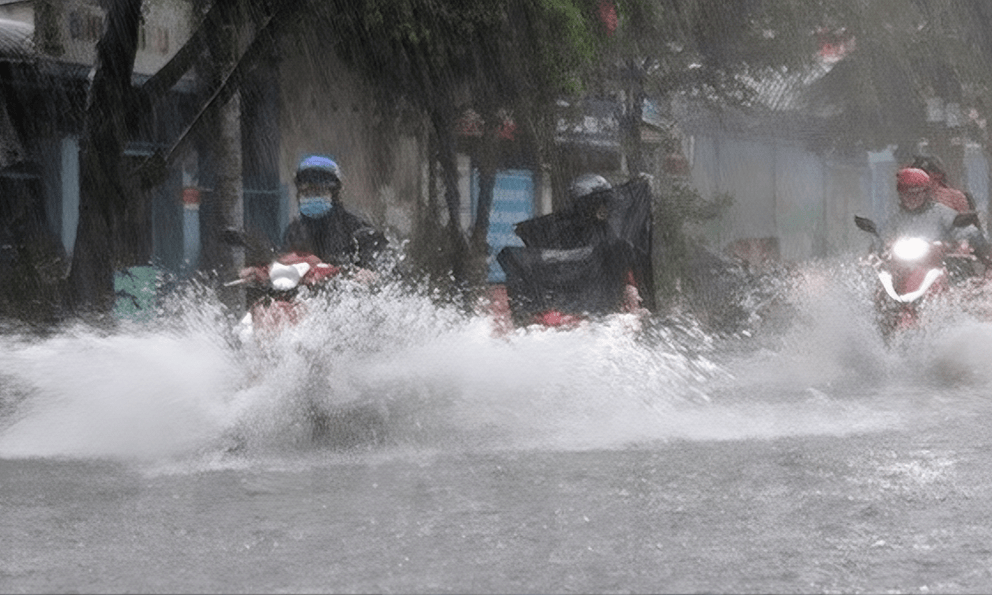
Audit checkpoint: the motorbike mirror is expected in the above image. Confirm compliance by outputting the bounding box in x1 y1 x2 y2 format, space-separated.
953 211 980 229
854 216 879 236
222 226 276 266
221 227 248 247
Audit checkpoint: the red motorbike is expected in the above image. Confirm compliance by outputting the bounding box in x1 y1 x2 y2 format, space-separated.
225 251 390 449
855 213 981 338
228 251 341 341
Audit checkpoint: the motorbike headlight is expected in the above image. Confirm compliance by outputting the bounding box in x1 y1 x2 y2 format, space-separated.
891 237 930 261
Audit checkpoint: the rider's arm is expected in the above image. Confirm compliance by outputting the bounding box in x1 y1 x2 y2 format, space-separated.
620 270 648 315
280 219 310 254
958 225 992 265
352 226 388 270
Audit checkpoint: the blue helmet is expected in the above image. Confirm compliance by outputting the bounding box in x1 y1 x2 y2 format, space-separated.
295 155 341 188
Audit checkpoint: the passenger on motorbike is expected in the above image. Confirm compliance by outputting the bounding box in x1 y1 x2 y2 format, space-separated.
496 173 651 329
280 155 387 283
909 154 974 213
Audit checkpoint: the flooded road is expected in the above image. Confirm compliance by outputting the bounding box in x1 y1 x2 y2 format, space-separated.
3 268 992 593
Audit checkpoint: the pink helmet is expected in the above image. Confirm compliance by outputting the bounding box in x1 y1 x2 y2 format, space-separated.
896 167 931 211
896 167 930 192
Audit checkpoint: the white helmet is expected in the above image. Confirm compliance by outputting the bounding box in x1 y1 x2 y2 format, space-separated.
569 174 611 201
568 173 612 213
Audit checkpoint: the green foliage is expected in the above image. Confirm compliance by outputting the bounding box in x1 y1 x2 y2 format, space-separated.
793 0 992 152
284 0 607 287
595 0 821 104
308 0 602 115
655 180 732 246
588 0 992 157
651 178 733 301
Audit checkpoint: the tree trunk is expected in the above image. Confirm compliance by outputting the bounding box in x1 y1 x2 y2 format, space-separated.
469 111 499 288
431 106 470 285
621 59 647 175
200 11 245 315
470 116 497 243
67 0 143 318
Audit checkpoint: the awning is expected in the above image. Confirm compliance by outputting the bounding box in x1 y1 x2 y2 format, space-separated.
0 18 34 59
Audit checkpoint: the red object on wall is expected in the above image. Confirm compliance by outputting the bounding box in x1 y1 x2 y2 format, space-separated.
598 1 617 36
182 187 200 208
663 153 690 177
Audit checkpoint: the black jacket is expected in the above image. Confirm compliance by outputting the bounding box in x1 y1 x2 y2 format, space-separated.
281 207 386 269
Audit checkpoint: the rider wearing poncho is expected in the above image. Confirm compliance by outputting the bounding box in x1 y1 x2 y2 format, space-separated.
497 174 645 325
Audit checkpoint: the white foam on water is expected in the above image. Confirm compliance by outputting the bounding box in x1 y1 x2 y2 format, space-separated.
0 325 239 459
2 261 989 466
688 260 992 441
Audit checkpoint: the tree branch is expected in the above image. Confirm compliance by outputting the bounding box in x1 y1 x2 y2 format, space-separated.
135 2 302 187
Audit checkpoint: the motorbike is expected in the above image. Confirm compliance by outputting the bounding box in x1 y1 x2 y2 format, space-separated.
222 233 388 450
854 212 982 337
221 225 385 340
227 251 341 342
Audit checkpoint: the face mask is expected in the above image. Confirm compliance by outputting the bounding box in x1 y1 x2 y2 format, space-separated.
299 196 333 218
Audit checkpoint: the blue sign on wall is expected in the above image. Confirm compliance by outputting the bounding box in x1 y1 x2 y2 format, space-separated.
471 169 534 282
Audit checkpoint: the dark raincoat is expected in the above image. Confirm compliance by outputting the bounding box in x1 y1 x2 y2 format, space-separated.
497 176 654 324
281 206 386 269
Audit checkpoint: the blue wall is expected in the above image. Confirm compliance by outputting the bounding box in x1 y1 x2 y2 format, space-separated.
471 169 534 282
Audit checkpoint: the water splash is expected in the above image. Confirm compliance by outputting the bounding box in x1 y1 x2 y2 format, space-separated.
0 323 238 459
3 259 987 464
0 275 720 461
699 258 992 440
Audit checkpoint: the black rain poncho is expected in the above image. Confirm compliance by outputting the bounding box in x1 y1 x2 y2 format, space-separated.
496 176 654 324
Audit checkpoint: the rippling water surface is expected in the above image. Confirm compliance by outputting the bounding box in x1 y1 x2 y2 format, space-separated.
4 265 992 593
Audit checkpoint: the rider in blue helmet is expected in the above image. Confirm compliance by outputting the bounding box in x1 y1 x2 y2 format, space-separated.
293 155 342 218
281 155 386 273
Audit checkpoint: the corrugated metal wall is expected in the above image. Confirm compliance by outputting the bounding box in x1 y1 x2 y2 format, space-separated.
683 135 966 262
